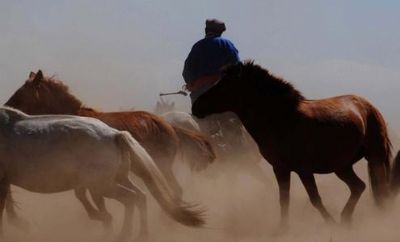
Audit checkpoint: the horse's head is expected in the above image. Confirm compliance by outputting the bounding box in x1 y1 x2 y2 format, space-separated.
192 62 245 118
5 70 82 115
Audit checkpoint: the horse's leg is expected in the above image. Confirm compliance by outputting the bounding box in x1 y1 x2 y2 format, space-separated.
118 176 148 241
5 185 29 230
88 190 112 230
0 176 8 236
297 172 335 223
5 189 17 221
273 167 291 228
74 187 104 221
103 183 136 242
335 167 366 224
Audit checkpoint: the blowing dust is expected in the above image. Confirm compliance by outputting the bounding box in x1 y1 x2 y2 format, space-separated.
4 150 400 242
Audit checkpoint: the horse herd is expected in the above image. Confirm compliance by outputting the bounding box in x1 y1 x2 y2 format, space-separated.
1 62 400 241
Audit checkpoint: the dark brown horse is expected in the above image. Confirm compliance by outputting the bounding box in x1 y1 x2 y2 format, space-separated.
192 61 392 227
5 70 214 236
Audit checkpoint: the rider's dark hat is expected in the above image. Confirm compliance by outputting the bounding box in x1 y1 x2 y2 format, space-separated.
205 19 226 34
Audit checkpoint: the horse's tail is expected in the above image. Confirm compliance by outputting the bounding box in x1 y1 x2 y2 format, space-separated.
365 104 392 207
116 131 205 227
390 151 400 194
173 126 216 172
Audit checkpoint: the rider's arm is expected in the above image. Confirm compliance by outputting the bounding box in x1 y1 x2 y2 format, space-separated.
182 54 193 84
183 43 201 85
223 39 240 64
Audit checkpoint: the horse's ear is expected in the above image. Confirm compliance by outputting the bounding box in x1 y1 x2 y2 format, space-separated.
32 70 44 83
28 71 36 81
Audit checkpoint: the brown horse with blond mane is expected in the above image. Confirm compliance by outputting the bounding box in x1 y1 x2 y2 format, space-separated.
192 61 393 227
5 70 214 234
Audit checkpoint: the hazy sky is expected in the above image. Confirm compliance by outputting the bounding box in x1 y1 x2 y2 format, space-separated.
1 0 399 134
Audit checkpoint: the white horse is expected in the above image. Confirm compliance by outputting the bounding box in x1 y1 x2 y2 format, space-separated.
0 107 203 241
155 98 201 131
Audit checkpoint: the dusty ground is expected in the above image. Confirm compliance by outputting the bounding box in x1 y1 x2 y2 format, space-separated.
4 156 400 242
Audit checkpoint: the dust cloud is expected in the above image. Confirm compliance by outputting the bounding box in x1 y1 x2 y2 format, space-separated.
4 152 400 242
1 1 400 241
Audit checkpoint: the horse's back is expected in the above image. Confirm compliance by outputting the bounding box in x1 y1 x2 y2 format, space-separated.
78 109 179 158
9 114 121 155
80 109 176 136
162 111 201 131
16 114 117 138
1 113 123 192
300 95 375 125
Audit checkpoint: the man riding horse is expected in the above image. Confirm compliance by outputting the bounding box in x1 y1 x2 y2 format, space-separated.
183 18 240 102
182 19 244 154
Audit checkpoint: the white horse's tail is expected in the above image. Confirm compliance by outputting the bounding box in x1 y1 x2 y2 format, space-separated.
116 131 205 227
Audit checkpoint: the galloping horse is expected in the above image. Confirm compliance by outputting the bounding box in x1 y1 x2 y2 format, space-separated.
5 70 214 230
192 61 392 226
0 107 203 240
155 98 201 131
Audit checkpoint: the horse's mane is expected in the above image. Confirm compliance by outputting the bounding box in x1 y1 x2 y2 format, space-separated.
38 76 84 110
240 61 305 104
42 76 69 92
79 107 98 112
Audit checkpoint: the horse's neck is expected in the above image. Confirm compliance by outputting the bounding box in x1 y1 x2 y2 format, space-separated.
78 108 100 118
235 104 297 146
52 92 83 115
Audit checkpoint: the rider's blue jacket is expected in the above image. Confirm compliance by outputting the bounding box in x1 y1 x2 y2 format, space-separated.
183 35 240 101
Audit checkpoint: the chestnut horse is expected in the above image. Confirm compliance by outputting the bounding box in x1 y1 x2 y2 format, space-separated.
192 61 392 227
5 70 214 231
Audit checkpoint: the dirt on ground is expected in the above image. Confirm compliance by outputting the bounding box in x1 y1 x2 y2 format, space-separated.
4 154 400 242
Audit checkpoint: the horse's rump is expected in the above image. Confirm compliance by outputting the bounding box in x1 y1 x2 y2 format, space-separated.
78 108 179 158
